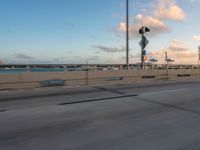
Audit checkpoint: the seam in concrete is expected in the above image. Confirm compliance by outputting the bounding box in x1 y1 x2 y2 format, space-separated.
59 94 138 105
135 97 200 116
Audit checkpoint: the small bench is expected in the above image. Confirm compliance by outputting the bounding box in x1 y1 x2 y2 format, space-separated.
106 77 123 81
40 80 65 87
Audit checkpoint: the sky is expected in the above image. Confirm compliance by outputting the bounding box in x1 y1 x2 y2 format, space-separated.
0 0 200 64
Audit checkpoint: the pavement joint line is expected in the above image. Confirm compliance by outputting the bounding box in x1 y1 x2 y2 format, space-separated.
59 94 139 105
93 86 125 95
135 97 200 116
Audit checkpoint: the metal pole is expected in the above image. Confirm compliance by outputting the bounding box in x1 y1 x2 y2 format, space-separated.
141 34 144 69
198 46 200 66
85 60 89 86
165 52 169 80
126 0 129 70
198 46 200 77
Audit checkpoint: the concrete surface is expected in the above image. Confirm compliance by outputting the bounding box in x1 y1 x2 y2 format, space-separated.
1 69 200 89
0 80 200 150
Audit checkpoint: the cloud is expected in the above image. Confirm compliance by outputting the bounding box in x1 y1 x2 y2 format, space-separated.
93 45 126 53
87 56 99 61
153 0 186 21
183 0 200 3
168 39 188 51
120 54 136 59
115 0 187 39
53 56 67 62
13 53 34 60
117 14 169 39
73 55 100 63
149 40 198 64
193 35 200 41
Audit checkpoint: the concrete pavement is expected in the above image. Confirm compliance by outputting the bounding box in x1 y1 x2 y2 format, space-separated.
0 80 200 150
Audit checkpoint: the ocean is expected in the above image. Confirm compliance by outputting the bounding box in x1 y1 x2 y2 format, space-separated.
0 68 66 74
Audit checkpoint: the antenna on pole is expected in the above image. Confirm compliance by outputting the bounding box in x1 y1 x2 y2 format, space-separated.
126 0 129 70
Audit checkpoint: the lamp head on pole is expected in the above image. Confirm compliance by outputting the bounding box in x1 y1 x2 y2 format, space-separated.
139 26 151 35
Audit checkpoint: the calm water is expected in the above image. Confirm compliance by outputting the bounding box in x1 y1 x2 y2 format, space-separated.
0 68 66 74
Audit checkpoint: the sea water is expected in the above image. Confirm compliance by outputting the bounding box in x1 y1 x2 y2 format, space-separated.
0 68 65 74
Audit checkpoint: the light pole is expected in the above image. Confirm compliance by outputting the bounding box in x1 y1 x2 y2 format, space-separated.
198 46 200 66
126 0 129 70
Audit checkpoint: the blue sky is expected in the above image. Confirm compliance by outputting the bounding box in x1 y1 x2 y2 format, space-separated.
0 0 200 64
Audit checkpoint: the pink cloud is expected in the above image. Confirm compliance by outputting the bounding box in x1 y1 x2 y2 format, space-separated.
193 35 200 42
115 0 187 39
149 40 198 64
118 14 169 39
153 0 186 21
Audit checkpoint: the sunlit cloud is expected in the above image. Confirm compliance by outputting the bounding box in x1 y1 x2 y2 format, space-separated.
149 40 198 64
117 14 169 39
153 0 186 21
168 39 188 51
115 0 187 39
193 35 200 42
